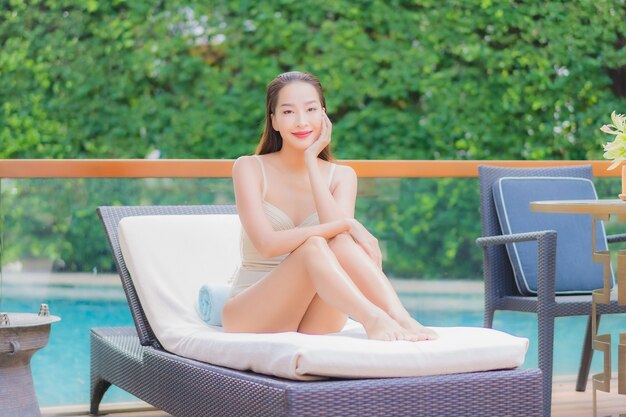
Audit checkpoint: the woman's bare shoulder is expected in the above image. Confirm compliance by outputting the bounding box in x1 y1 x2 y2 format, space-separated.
232 155 260 177
325 161 356 191
234 154 256 165
333 163 357 181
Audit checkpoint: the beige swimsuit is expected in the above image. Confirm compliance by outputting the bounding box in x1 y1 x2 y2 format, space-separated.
228 156 336 298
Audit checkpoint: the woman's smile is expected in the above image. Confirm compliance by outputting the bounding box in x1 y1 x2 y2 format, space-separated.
292 130 313 139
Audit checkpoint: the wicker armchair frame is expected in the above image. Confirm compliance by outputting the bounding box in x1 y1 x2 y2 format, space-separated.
477 165 626 417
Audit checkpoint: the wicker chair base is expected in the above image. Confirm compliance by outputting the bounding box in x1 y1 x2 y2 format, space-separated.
90 327 543 417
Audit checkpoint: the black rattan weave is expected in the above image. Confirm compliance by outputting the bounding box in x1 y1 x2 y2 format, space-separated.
477 165 626 417
92 204 544 417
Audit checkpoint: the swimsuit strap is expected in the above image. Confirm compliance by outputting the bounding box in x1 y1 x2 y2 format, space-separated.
328 163 337 187
254 155 268 199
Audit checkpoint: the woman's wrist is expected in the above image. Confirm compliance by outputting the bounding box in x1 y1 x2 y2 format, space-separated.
345 218 357 233
304 153 318 167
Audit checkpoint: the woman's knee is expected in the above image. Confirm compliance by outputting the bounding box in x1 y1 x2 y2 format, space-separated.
297 235 336 267
300 235 329 253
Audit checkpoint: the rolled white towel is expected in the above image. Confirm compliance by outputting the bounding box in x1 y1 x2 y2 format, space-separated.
196 283 231 326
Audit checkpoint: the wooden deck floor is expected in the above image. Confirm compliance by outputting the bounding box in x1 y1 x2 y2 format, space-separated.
40 376 626 417
552 375 626 417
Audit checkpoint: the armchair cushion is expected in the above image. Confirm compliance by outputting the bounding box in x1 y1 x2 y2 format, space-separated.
493 176 612 295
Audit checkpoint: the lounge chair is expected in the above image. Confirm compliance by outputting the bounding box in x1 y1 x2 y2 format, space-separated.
92 204 543 417
476 165 626 417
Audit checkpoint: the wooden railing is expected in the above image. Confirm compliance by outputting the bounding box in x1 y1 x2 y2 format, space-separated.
0 159 619 178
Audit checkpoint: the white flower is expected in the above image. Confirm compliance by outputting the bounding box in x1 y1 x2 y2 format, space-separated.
601 111 626 170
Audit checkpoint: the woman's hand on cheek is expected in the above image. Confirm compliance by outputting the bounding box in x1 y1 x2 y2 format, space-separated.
305 111 332 161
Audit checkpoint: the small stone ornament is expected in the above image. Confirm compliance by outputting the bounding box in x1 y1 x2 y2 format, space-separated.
38 303 50 317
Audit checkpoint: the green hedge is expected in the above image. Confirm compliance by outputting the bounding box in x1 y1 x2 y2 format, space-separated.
1 1 625 278
3 1 625 160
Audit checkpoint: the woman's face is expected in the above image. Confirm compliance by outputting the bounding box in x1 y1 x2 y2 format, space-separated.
271 81 323 151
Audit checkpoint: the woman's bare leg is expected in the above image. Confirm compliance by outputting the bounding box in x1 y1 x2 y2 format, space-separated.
222 236 422 341
328 234 438 339
297 294 347 335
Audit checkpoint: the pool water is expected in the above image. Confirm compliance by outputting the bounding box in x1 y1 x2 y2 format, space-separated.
3 288 626 407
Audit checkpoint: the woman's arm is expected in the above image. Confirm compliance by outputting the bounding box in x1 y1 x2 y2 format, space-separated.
304 113 382 268
309 163 382 268
308 161 357 221
233 156 350 259
305 112 358 222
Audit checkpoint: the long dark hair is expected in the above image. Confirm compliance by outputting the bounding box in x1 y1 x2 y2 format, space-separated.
256 71 334 161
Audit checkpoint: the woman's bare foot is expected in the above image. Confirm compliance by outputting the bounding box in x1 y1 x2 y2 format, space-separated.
362 313 424 342
397 316 438 340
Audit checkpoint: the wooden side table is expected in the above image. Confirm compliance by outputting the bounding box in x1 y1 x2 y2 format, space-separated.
530 199 626 416
0 308 60 417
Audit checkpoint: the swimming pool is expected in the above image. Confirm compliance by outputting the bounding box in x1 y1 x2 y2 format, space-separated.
2 283 625 407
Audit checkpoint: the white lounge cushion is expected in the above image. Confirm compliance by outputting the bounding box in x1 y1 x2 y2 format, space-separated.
118 214 529 380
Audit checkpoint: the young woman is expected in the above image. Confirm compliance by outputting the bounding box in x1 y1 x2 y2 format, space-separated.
222 71 437 342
